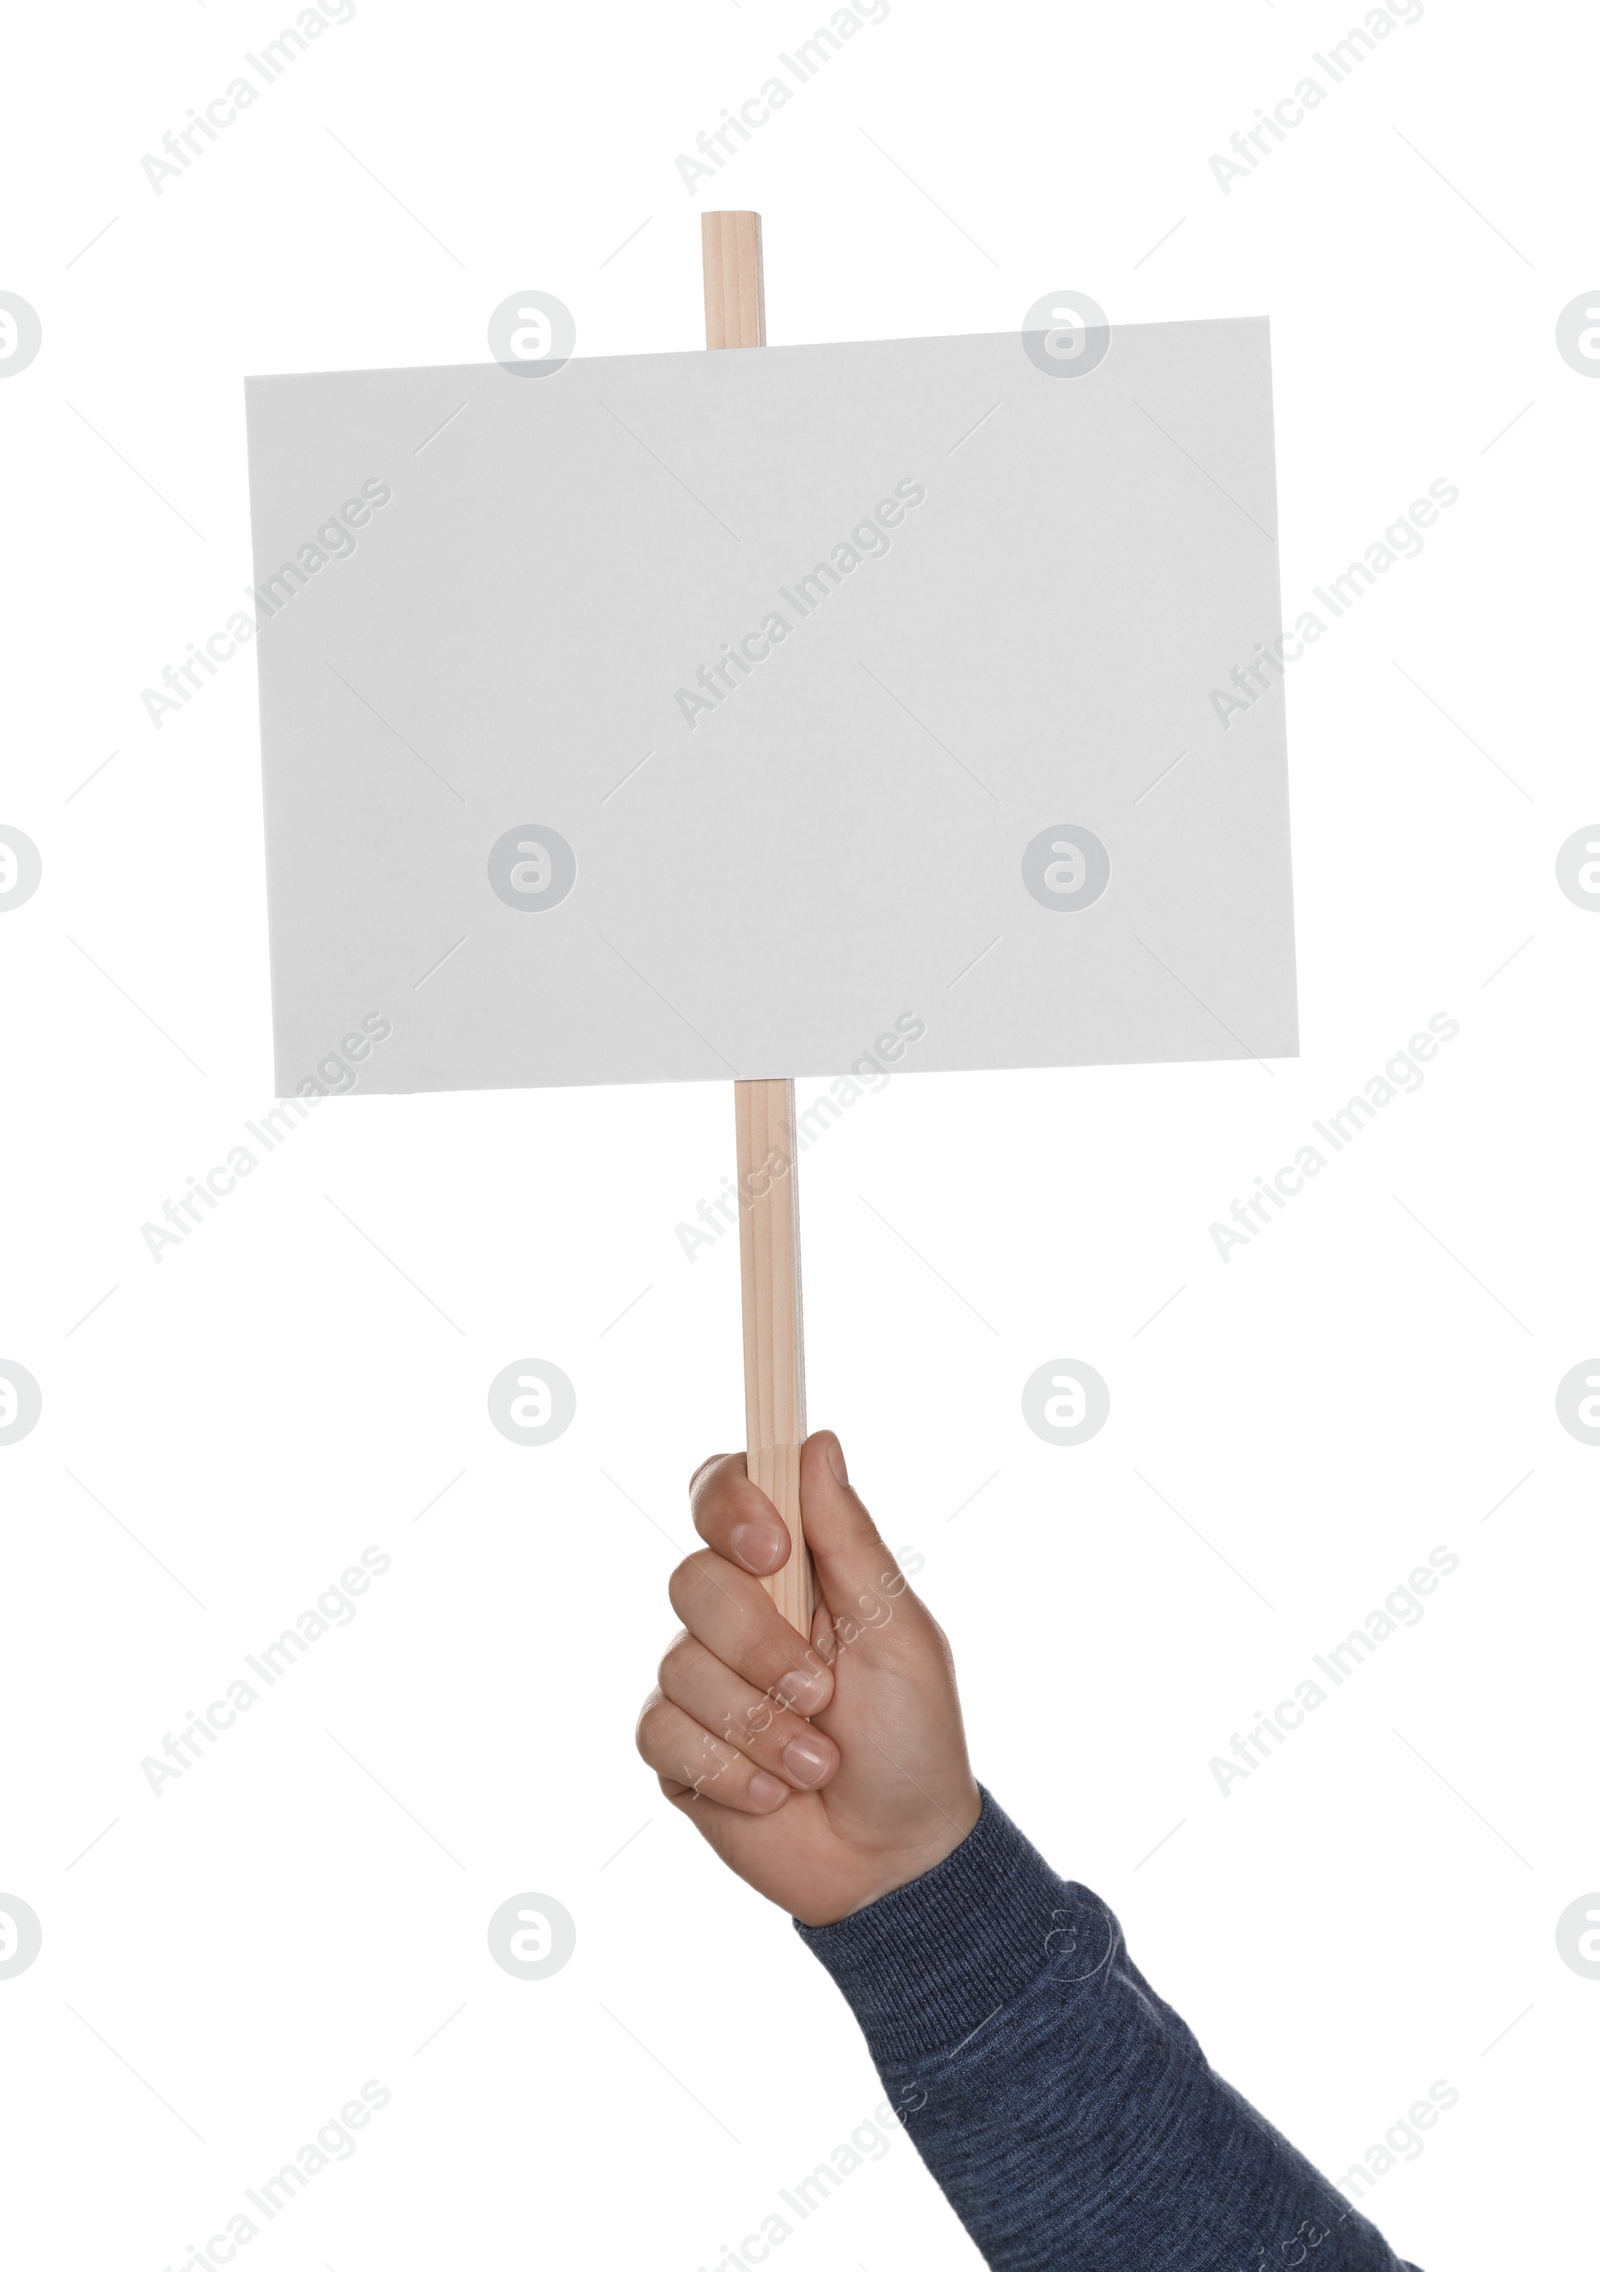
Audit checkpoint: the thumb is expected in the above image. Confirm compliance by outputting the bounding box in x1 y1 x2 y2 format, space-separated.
799 1433 904 1619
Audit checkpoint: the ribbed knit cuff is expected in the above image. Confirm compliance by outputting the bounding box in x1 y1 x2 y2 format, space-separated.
795 1788 1106 2068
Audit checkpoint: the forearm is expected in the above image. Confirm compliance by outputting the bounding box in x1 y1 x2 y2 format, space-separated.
797 1790 1419 2272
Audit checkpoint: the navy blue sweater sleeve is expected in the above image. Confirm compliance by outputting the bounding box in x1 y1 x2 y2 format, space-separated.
796 1790 1420 2272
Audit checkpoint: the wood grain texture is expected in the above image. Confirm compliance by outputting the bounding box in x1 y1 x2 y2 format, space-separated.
733 1080 813 1634
702 210 816 1635
701 210 766 350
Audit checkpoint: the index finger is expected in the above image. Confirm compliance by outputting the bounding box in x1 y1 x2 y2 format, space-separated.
689 1452 792 1578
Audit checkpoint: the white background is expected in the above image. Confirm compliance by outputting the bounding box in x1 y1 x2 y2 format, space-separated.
2 2 1595 2267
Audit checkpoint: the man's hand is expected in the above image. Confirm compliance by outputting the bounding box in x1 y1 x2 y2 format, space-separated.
636 1432 981 1927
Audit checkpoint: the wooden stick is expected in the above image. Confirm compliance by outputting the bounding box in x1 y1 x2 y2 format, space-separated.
733 1079 812 1634
701 212 816 1636
701 209 766 350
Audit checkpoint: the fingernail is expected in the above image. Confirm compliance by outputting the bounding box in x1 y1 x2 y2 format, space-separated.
825 1434 848 1486
730 1520 785 1574
782 1734 831 1787
777 1666 829 1713
749 1770 788 1810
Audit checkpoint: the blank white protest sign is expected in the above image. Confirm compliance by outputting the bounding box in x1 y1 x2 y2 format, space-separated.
246 318 1297 1095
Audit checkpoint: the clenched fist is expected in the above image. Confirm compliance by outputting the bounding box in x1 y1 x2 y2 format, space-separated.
636 1432 981 1927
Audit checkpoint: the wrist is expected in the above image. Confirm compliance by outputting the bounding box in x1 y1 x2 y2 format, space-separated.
798 1778 984 1927
795 1788 1108 2069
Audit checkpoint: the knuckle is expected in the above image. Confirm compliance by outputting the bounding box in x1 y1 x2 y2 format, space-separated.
687 1451 739 1509
634 1692 670 1759
687 1452 723 1499
656 1631 696 1692
668 1547 733 1621
665 1555 707 1621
